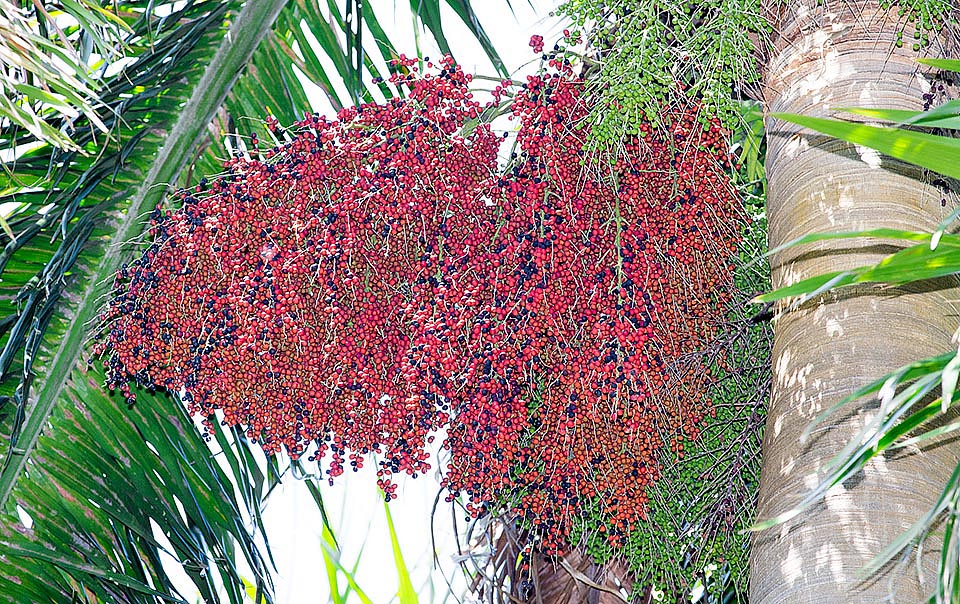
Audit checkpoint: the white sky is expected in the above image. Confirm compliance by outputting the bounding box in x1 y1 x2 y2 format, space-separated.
243 2 565 604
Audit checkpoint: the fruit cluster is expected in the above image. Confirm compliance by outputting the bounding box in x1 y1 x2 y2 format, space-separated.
97 54 743 554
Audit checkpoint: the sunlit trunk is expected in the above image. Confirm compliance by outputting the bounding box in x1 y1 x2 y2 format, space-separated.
751 2 960 603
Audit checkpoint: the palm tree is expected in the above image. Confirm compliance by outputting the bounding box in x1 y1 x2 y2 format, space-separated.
0 1 510 601
12 1 959 603
750 1 960 603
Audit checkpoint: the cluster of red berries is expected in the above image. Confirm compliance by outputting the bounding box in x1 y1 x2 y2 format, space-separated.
529 35 545 54
97 54 742 553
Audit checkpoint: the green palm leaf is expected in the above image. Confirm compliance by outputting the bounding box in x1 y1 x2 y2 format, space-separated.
0 0 285 601
0 367 276 603
771 112 960 181
0 0 287 507
0 0 126 151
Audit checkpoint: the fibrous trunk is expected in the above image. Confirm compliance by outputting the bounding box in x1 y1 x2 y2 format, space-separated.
752 1 959 603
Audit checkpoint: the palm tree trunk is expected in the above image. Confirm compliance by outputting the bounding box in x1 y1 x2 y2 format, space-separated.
752 2 959 603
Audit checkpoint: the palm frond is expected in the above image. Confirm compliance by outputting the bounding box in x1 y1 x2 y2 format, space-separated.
0 0 127 150
0 0 287 601
0 0 286 511
0 366 276 604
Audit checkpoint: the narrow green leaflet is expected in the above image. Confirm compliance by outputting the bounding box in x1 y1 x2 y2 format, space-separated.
798 352 955 444
320 521 345 604
443 0 510 76
406 0 510 78
755 243 960 303
317 533 375 604
0 366 274 603
764 228 953 260
410 0 452 62
859 460 960 600
771 112 960 180
942 352 960 412
838 98 960 129
751 371 942 532
384 498 418 604
917 57 960 72
752 270 854 304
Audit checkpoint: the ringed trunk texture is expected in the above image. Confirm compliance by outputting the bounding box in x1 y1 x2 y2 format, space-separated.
752 2 959 603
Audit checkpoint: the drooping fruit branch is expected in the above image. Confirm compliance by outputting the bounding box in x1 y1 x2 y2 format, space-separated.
98 53 745 557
